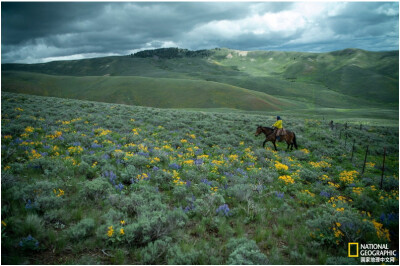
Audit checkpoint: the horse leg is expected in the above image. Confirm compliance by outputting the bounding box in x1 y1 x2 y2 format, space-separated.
273 141 278 151
262 139 267 148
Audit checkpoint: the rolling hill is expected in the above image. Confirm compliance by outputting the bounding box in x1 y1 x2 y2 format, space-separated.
1 71 300 111
2 47 398 111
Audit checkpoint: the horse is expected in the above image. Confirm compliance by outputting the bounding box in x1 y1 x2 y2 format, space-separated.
255 125 298 151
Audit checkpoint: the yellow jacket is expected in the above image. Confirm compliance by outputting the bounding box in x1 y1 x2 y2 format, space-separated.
272 120 283 129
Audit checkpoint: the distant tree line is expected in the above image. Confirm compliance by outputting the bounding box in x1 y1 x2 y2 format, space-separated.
132 48 213 59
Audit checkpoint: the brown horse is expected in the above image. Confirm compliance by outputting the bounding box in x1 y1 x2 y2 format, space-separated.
255 126 298 151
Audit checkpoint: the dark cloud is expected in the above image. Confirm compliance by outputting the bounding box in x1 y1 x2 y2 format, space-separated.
1 2 398 63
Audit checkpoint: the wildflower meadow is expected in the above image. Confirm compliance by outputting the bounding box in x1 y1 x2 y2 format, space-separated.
1 92 398 264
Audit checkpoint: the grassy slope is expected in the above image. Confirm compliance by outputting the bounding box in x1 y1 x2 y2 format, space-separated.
211 48 398 106
1 92 398 264
2 48 398 110
1 71 302 111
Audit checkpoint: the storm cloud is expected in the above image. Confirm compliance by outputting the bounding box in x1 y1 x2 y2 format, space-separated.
1 1 398 63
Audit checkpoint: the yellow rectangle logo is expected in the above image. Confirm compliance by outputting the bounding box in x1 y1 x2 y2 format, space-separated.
348 243 359 257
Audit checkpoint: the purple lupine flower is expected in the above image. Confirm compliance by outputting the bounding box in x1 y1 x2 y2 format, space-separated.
342 222 355 230
195 149 203 155
137 152 149 157
152 166 159 171
224 172 234 178
380 213 398 225
89 151 95 154
201 179 212 186
71 142 81 146
380 213 386 224
186 181 191 188
216 204 231 216
183 206 191 213
25 199 33 209
14 138 23 144
104 171 117 185
91 143 103 148
169 163 181 170
43 145 51 149
182 195 196 213
236 168 247 176
102 154 110 160
275 192 284 199
320 191 330 197
40 152 48 157
195 159 203 165
143 173 151 180
115 183 124 191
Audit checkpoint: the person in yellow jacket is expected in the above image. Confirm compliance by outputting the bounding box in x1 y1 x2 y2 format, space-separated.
272 116 286 141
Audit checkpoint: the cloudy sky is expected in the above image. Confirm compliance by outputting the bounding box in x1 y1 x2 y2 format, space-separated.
2 1 399 63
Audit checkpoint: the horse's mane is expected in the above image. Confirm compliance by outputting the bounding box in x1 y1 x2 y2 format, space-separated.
261 126 273 131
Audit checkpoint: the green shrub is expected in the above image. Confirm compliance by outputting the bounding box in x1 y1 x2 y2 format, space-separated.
68 218 96 240
124 208 187 245
80 178 113 201
194 193 225 217
120 165 138 184
226 237 269 265
166 244 202 265
140 237 172 264
15 214 45 240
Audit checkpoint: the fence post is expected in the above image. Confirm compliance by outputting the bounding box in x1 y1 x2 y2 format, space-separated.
350 139 355 162
361 145 369 175
380 147 387 190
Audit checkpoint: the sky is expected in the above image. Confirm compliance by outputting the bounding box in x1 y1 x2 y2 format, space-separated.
1 1 399 63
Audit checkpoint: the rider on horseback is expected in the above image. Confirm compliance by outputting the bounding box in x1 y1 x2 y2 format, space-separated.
272 116 286 141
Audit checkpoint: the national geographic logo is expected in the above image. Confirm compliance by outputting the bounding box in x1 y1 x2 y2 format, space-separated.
348 242 397 263
348 243 359 257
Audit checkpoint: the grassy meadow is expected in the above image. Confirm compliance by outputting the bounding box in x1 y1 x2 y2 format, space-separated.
1 92 398 264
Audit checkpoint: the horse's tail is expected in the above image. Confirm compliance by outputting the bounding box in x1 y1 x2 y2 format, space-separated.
293 133 298 149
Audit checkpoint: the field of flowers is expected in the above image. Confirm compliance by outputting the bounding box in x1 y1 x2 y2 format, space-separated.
1 92 398 264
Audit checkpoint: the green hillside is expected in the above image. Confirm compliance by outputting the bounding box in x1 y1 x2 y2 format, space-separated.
1 92 398 264
2 48 398 110
2 71 300 111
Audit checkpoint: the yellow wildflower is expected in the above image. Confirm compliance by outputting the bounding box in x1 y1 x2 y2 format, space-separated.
338 170 358 184
278 175 295 184
107 226 114 237
309 161 331 168
275 161 289 171
24 126 34 133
